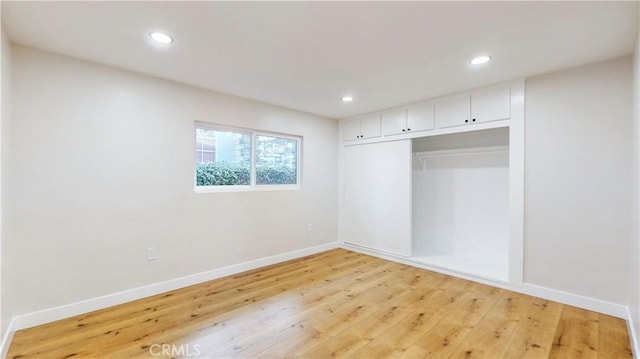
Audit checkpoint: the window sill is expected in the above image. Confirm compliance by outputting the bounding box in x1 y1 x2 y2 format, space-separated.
194 184 301 193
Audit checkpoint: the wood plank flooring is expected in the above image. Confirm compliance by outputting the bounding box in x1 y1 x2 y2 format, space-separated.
7 249 633 358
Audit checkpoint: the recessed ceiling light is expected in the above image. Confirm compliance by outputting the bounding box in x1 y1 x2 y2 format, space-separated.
149 32 173 44
342 96 354 102
470 56 491 65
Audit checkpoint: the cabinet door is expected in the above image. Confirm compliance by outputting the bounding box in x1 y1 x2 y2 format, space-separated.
359 114 381 139
343 140 412 257
471 87 510 123
407 102 435 133
342 118 361 141
435 96 471 129
381 108 407 136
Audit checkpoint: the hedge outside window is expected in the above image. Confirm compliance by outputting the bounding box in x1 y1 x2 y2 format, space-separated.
255 135 297 185
195 128 252 186
195 124 301 190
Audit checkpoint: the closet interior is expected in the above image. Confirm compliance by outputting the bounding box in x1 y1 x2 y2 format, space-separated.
411 127 510 281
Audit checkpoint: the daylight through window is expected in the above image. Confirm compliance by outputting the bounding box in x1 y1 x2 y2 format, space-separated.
256 135 298 185
195 124 301 190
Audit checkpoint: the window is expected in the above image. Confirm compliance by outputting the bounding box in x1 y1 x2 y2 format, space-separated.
195 123 301 191
195 128 216 163
195 127 252 186
255 135 298 185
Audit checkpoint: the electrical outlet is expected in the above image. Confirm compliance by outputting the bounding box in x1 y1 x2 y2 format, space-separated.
147 247 157 261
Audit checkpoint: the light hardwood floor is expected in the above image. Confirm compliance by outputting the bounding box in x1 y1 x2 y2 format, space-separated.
7 249 633 358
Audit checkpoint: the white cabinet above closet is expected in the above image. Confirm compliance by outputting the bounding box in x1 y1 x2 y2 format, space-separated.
435 87 511 129
381 103 435 136
340 84 512 144
381 108 408 135
435 96 471 129
343 114 381 141
407 101 436 133
471 87 511 124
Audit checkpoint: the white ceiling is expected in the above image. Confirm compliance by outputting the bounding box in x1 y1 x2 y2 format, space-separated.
2 1 638 119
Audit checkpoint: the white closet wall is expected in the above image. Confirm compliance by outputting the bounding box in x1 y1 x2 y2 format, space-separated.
342 140 412 257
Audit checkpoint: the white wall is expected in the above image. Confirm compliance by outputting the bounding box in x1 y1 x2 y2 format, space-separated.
0 27 11 337
631 16 640 353
3 46 337 323
525 56 633 304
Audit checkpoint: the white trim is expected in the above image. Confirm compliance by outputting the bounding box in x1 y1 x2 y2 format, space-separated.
507 79 525 286
341 243 628 319
194 185 253 193
194 184 301 193
1 318 16 359
521 284 627 318
251 130 257 186
195 121 254 135
627 306 639 358
249 184 301 192
4 242 338 336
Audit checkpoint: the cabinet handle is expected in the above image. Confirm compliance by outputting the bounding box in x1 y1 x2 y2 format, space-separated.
465 120 469 123
472 118 476 122
407 128 411 131
402 129 406 132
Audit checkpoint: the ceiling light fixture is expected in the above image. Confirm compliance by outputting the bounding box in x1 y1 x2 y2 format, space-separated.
470 55 491 65
149 32 174 44
342 96 354 102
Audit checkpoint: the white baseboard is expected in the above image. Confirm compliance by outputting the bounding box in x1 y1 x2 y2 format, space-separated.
628 306 640 358
0 241 338 356
341 243 628 319
521 284 627 318
1 318 15 359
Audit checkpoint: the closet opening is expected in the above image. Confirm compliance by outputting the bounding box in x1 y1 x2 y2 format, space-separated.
411 127 510 281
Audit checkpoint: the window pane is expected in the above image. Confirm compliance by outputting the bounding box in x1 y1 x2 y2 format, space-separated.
201 136 215 152
195 128 251 186
196 129 216 152
255 135 298 185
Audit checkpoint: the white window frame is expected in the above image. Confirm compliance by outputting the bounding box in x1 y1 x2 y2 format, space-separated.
194 122 302 193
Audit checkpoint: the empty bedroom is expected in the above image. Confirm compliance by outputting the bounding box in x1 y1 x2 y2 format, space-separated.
0 1 639 358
